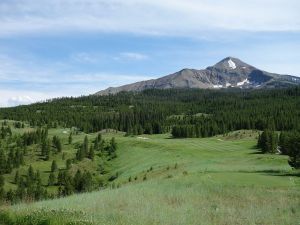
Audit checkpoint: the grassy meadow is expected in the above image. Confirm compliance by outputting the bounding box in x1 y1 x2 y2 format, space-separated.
0 126 299 225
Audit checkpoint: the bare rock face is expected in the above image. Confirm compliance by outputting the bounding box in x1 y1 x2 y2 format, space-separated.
95 57 300 95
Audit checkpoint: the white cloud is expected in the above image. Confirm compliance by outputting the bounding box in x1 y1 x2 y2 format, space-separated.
7 96 34 107
71 52 149 64
0 0 299 37
0 90 56 107
116 52 149 61
71 52 102 64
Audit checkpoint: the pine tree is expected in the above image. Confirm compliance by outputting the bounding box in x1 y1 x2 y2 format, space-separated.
76 145 85 161
73 169 82 192
48 172 56 186
51 160 58 172
83 136 89 156
15 177 26 201
62 172 74 196
41 139 51 160
110 137 117 151
288 132 300 169
88 146 95 160
57 171 65 186
68 133 73 144
0 175 4 188
0 148 6 174
6 189 15 203
14 170 20 184
66 159 72 170
257 130 278 153
0 186 5 202
82 171 93 192
53 136 62 152
26 165 35 187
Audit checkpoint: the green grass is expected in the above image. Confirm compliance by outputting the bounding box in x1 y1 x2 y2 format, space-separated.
1 129 299 225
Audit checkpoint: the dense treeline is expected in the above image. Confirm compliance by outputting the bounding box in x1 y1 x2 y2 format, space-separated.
279 131 300 169
257 130 300 169
257 130 278 153
0 87 299 137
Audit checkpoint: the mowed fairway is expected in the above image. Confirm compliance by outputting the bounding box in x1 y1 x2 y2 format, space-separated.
2 131 300 225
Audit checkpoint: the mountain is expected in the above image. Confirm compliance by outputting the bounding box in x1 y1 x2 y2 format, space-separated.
96 57 300 95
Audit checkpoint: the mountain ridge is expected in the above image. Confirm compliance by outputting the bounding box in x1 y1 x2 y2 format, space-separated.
96 57 300 95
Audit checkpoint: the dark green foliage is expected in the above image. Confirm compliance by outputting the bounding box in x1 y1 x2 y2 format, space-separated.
0 175 4 188
0 125 12 139
52 136 62 153
22 128 48 146
1 166 49 203
0 87 299 136
73 170 93 193
76 136 89 161
41 139 51 161
279 131 300 169
51 160 58 172
0 148 7 174
88 146 95 160
48 172 56 186
257 130 278 153
94 133 103 151
68 133 73 144
66 159 72 170
106 137 117 159
0 145 24 175
14 170 19 184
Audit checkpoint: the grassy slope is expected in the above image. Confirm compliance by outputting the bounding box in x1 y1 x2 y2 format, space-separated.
2 121 114 194
1 130 300 225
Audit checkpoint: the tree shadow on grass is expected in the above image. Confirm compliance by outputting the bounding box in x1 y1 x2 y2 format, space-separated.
249 150 264 155
254 169 300 177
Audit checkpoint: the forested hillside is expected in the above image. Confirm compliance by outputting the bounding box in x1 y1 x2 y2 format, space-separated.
0 87 299 224
0 87 299 136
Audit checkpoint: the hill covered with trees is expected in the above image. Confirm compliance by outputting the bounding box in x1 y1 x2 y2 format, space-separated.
0 87 299 136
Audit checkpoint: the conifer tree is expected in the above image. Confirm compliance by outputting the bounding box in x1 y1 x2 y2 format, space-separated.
0 175 4 188
52 136 62 152
66 159 72 170
68 133 73 144
83 135 89 156
48 172 56 186
88 146 95 160
51 160 58 172
0 149 6 174
14 170 20 184
73 169 82 192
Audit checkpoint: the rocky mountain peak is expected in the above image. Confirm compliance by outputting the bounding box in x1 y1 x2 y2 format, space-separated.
95 57 300 95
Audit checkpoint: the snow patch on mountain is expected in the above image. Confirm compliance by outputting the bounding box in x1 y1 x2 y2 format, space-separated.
237 79 250 86
228 59 236 69
213 84 223 88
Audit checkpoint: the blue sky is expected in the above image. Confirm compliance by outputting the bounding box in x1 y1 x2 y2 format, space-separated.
0 0 300 107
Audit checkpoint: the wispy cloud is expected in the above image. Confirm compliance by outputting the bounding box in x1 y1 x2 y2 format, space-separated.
115 52 149 61
0 53 154 107
71 52 149 64
0 0 299 37
70 52 103 64
0 53 152 84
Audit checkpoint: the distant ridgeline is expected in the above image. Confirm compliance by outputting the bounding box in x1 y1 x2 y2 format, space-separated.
0 87 299 136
